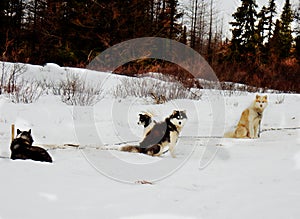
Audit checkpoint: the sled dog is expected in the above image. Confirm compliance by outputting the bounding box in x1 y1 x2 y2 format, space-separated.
224 95 268 138
137 112 156 137
10 129 53 162
121 110 187 157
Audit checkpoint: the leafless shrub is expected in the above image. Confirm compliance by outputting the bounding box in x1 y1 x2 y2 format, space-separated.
150 92 167 104
0 62 27 94
0 62 41 103
51 72 104 106
137 72 178 83
197 78 283 96
275 95 285 104
35 78 54 95
8 79 43 103
113 77 202 103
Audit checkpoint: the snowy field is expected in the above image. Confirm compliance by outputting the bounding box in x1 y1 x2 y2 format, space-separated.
0 62 299 219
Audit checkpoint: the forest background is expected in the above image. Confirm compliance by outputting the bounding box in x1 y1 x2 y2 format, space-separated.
0 0 299 92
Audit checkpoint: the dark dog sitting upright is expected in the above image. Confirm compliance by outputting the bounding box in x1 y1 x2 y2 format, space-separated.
10 129 52 163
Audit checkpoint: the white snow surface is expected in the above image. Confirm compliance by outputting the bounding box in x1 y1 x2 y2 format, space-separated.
0 62 299 219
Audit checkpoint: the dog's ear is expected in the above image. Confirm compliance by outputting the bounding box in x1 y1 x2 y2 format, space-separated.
17 129 21 135
28 129 31 134
263 95 267 100
172 110 178 114
256 94 260 99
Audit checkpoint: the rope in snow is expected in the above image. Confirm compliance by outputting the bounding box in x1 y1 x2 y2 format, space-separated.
179 126 300 140
261 127 300 132
180 136 222 139
76 127 300 149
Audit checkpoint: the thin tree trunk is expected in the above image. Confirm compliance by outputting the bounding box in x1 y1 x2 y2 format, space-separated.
207 0 213 64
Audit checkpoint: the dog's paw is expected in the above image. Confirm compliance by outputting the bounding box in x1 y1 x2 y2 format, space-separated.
171 153 177 158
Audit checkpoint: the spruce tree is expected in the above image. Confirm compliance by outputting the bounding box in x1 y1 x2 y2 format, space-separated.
0 0 10 56
229 0 258 61
155 0 183 39
269 19 281 57
256 6 268 62
278 0 293 58
265 0 277 43
294 2 300 60
257 6 268 46
295 2 300 34
263 0 277 61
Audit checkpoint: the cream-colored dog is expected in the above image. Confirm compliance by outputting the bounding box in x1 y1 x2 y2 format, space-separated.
225 95 268 138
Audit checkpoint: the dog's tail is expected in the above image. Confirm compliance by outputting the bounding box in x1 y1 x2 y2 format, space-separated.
120 145 141 153
224 131 235 138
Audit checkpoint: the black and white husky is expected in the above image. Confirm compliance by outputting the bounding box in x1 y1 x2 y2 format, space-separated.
10 129 53 163
121 110 187 157
137 112 156 137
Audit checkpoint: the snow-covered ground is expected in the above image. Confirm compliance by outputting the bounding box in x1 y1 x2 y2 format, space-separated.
0 62 299 219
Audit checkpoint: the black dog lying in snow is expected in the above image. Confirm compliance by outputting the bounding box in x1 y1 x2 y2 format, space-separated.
10 129 52 163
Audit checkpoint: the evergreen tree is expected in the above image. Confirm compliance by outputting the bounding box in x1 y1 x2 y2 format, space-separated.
256 1 276 62
278 0 293 58
3 0 26 61
179 25 187 45
294 2 300 60
255 6 268 62
229 0 258 61
155 0 183 39
0 0 10 57
295 2 300 34
269 19 281 57
263 0 277 61
265 0 277 43
25 0 47 61
257 6 267 46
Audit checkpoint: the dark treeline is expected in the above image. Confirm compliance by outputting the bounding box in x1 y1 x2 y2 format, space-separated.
0 0 185 65
0 0 299 92
221 0 300 92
